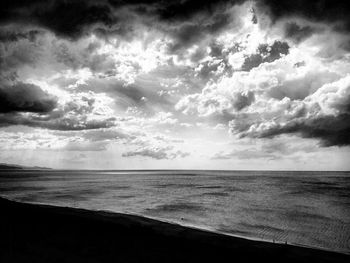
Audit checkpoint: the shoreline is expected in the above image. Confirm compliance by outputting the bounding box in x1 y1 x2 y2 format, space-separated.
1 197 349 262
3 196 348 255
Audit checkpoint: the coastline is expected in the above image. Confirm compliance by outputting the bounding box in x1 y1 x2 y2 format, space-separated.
0 197 349 263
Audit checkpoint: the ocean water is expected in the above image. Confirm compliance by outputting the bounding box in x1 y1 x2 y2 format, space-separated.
0 170 349 253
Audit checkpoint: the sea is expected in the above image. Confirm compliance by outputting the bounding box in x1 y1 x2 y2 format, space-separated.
0 170 349 254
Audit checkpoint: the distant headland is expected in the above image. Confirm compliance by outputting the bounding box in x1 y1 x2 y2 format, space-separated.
0 163 51 170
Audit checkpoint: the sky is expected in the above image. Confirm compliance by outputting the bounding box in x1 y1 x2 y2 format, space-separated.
0 0 350 170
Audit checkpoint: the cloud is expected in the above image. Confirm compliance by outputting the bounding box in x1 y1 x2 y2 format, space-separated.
212 137 318 160
80 128 134 142
122 145 189 160
120 131 189 160
212 148 279 160
0 127 103 151
0 0 350 171
166 10 237 53
0 0 115 39
62 141 108 152
257 0 350 32
284 22 316 43
241 40 289 71
0 0 246 41
122 146 171 159
229 75 350 146
0 30 42 72
154 0 245 21
0 28 42 43
237 114 350 147
0 90 117 131
0 82 57 113
176 89 255 117
0 113 116 131
176 35 350 147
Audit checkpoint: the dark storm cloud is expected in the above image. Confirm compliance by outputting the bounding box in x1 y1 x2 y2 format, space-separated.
0 113 116 131
0 81 116 131
0 82 57 113
257 0 350 31
0 0 244 40
231 111 350 147
0 0 115 39
149 0 244 21
284 22 316 43
227 72 350 147
1 0 349 41
167 12 233 52
242 41 289 71
249 114 350 147
0 39 40 72
51 39 119 74
0 29 42 43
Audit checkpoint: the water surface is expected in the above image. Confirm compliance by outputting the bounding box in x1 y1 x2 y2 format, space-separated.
0 170 349 253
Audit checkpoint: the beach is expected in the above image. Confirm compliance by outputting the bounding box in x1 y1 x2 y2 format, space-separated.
0 197 348 263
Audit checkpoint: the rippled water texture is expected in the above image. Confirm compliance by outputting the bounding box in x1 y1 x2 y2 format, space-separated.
0 170 349 253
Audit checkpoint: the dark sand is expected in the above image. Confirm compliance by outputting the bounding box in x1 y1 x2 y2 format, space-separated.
0 197 348 263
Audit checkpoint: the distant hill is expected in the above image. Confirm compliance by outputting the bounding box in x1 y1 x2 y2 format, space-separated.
0 163 51 170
